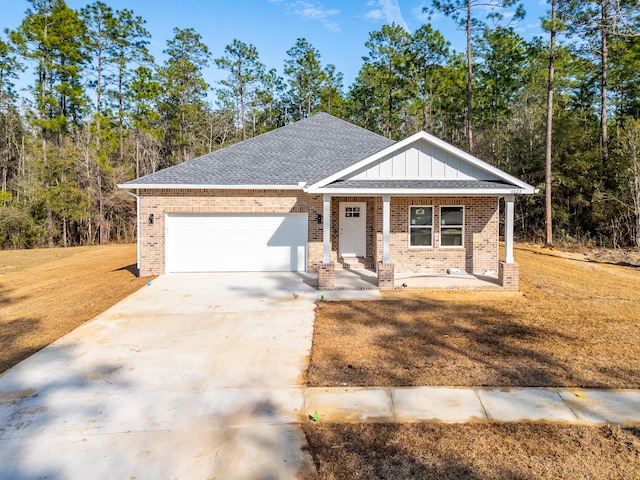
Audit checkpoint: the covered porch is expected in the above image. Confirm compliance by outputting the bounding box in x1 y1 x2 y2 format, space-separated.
316 193 519 291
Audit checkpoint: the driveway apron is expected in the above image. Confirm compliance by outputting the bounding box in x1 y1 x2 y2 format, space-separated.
0 272 318 480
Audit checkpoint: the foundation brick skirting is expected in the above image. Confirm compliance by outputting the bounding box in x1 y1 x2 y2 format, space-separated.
318 263 335 290
377 263 395 290
499 261 520 290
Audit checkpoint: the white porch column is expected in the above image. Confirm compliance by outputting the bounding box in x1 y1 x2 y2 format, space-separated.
504 194 515 263
382 195 391 264
323 194 331 264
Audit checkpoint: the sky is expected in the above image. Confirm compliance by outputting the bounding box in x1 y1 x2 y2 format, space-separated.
1 0 550 98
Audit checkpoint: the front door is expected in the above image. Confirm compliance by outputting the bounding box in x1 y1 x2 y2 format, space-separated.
339 202 366 257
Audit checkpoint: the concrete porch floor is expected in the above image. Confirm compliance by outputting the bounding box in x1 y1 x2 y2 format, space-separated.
329 268 503 290
395 271 502 290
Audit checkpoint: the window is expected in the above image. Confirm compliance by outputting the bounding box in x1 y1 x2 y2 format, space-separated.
409 206 433 247
440 206 463 247
345 206 360 218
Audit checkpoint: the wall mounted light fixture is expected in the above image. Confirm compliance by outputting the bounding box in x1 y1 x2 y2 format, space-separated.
316 214 322 224
148 214 154 225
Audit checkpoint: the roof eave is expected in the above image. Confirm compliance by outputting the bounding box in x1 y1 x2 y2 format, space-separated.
307 187 538 195
117 183 306 190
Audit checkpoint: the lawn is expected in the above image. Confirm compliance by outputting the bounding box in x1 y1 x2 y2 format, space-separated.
307 245 640 388
304 245 640 479
302 423 640 480
0 244 149 374
2 243 640 479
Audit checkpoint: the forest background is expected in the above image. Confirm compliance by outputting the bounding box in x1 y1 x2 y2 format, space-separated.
0 0 639 249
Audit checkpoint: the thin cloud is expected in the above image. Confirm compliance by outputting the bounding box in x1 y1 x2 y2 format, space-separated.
412 1 433 23
364 0 409 31
271 0 341 32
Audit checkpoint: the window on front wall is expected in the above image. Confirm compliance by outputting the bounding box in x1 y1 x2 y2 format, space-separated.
440 206 464 247
409 206 433 247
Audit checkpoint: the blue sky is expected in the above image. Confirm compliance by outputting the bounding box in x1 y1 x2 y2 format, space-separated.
2 0 550 97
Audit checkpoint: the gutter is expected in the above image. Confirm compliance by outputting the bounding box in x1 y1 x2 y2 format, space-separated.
116 184 306 191
306 188 538 196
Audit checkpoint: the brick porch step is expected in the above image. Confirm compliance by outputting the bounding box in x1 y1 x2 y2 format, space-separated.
337 257 374 269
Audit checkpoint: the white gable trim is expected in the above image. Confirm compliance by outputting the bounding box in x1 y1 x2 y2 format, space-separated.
307 131 537 194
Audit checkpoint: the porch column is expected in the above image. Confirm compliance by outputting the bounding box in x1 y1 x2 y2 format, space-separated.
504 194 515 263
323 194 331 264
382 195 391 264
378 195 395 290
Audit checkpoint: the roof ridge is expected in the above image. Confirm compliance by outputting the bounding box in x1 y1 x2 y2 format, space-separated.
193 113 390 161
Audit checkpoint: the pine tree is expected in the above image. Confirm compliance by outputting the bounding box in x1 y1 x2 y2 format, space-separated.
408 24 450 132
11 0 88 246
359 23 412 139
426 0 525 153
158 28 211 165
284 38 325 120
0 35 25 195
215 39 265 140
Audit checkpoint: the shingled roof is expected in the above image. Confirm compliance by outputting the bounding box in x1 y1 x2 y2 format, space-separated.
121 113 395 188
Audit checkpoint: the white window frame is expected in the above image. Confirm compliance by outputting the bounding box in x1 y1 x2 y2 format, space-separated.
408 205 434 248
440 206 464 248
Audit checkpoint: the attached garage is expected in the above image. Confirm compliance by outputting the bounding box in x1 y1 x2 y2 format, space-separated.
165 213 308 273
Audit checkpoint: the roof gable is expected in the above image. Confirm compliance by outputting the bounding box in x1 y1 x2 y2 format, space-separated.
308 131 536 194
346 137 503 182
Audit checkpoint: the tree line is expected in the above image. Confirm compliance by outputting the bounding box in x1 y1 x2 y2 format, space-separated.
0 0 639 249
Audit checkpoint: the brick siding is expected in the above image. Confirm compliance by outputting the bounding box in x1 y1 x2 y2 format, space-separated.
318 263 335 290
499 261 520 290
138 189 323 276
376 262 395 290
375 196 499 275
138 190 500 279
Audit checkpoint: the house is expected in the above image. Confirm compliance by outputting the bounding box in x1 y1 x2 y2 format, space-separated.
118 113 536 290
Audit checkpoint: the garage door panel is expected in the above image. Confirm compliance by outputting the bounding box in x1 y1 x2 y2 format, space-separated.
166 214 307 273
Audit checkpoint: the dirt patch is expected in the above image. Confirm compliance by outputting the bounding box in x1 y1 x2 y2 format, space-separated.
307 245 640 388
303 423 640 480
0 244 150 374
520 243 640 267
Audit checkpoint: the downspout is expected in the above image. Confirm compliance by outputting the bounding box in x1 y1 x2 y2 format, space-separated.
123 188 140 274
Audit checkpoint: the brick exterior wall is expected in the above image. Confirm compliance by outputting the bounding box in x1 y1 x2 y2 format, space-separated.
375 196 499 275
138 189 323 276
376 262 395 290
138 189 499 279
499 261 520 290
318 263 335 290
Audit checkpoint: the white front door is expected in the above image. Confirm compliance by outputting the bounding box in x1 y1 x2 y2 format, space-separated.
339 202 366 257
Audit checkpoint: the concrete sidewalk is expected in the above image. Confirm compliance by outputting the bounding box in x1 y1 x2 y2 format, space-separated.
303 386 640 426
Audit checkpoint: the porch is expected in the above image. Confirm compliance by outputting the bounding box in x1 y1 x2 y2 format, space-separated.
316 193 519 291
323 267 503 291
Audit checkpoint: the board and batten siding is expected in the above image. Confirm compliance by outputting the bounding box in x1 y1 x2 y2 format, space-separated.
348 139 501 181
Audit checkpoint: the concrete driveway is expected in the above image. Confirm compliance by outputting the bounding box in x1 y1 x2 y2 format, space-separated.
0 273 318 479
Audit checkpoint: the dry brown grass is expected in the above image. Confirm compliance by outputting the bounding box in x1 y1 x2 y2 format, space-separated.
302 423 640 480
0 244 149 374
307 245 640 388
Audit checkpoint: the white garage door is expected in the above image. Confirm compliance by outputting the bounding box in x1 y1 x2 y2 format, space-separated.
165 213 308 273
